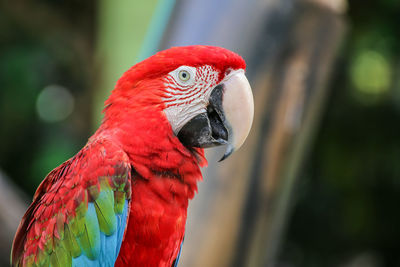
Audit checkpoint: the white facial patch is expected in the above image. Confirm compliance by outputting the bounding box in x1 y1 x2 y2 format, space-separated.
163 65 220 134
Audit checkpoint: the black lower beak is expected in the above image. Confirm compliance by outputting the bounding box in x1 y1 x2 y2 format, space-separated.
177 85 228 148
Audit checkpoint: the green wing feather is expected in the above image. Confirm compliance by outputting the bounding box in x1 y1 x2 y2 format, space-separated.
11 140 132 267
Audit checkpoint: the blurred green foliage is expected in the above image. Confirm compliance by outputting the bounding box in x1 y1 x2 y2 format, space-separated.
0 1 95 193
0 0 165 193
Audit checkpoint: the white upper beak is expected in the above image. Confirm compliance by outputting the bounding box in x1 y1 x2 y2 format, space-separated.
220 69 254 160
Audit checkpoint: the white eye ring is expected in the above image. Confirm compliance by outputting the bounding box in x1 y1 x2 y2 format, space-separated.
178 70 191 82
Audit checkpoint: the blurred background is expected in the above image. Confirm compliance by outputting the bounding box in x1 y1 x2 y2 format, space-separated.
1 0 399 266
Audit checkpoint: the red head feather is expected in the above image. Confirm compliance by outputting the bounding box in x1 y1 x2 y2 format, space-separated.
117 45 245 87
103 45 246 125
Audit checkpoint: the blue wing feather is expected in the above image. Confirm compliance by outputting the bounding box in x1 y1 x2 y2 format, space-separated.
71 200 129 267
116 200 129 256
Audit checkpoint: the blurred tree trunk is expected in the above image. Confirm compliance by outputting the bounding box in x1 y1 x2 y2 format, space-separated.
243 2 346 266
161 0 346 266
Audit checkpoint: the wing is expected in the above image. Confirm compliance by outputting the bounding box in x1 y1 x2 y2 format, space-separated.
11 139 132 267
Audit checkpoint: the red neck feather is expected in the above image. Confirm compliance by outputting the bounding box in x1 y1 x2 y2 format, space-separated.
95 77 206 199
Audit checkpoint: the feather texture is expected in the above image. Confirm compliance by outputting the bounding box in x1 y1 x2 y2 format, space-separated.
11 140 131 266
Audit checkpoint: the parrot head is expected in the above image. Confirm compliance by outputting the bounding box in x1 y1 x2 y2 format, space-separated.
105 45 254 160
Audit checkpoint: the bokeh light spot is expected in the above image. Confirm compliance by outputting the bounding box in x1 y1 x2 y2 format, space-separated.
36 85 75 122
350 50 391 97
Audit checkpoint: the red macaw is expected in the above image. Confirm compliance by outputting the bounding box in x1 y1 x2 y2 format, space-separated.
11 45 254 267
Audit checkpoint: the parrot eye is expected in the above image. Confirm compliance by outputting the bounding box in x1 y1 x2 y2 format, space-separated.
169 65 196 85
178 70 191 82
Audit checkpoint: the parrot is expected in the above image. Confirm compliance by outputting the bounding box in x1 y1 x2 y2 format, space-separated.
11 45 254 267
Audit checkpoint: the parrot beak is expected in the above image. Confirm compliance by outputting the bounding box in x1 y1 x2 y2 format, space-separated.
218 69 254 160
177 69 254 161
